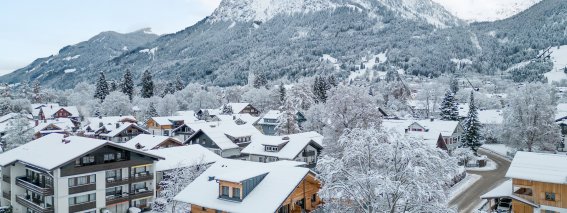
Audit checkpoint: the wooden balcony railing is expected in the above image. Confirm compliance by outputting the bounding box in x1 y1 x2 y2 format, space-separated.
15 177 53 196
16 195 54 213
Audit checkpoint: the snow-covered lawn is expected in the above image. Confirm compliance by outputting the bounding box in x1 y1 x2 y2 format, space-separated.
448 174 481 200
481 144 514 159
544 45 567 84
466 159 497 171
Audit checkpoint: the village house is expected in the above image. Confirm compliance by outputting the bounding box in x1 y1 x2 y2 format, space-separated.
121 134 183 151
184 121 262 158
146 115 199 137
33 118 76 139
0 134 163 213
382 119 464 152
98 123 150 143
173 159 322 213
241 132 323 167
256 110 307 135
32 103 80 122
196 103 261 121
481 152 567 212
82 116 138 135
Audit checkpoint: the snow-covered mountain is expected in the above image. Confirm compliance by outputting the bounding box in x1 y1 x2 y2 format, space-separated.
210 0 460 27
431 0 542 22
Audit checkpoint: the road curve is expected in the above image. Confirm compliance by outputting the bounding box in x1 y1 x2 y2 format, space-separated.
448 148 512 213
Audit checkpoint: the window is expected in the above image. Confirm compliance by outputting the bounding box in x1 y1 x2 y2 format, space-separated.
69 193 96 206
106 169 121 180
81 156 95 165
116 152 123 160
233 188 240 199
311 194 317 203
69 174 95 187
545 192 556 201
221 186 229 196
106 186 123 196
104 154 115 162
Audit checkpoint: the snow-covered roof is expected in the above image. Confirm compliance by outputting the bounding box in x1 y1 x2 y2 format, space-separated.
174 159 312 213
175 110 198 120
31 103 60 117
99 123 149 138
83 116 137 131
34 118 76 133
241 132 323 159
0 113 32 123
121 134 182 151
257 110 281 125
556 103 567 121
480 179 538 207
150 115 199 126
40 106 80 118
214 114 260 125
382 119 460 147
225 103 252 113
458 104 504 125
506 152 567 184
0 134 162 171
146 145 221 172
187 121 262 150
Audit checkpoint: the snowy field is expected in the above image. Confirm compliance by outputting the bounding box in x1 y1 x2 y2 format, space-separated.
544 45 567 84
448 174 481 200
431 0 542 22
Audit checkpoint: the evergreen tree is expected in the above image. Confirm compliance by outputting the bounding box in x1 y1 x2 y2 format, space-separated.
450 77 459 94
109 80 118 92
175 75 185 91
94 71 109 102
253 71 268 89
439 90 458 120
221 104 233 115
32 80 42 103
313 76 328 103
19 80 31 99
141 70 154 98
462 91 482 153
279 82 286 105
145 102 159 123
162 82 176 97
275 97 301 135
121 69 134 101
327 75 338 87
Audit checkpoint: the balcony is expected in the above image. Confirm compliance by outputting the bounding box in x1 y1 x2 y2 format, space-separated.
514 187 534 203
2 175 9 183
129 189 154 200
106 177 129 187
69 201 96 213
2 191 10 200
16 177 53 196
68 183 96 195
106 193 130 205
16 195 54 213
131 172 153 183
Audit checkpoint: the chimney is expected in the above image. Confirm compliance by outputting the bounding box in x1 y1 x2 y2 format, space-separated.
208 176 215 181
116 123 120 128
430 117 435 122
99 122 103 128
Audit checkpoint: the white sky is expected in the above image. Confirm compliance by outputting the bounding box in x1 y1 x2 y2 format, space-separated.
0 0 221 76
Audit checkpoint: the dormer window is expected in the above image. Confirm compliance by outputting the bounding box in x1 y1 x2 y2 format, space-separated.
221 186 229 196
265 146 278 152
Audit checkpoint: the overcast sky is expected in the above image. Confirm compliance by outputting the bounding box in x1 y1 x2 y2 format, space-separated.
0 0 221 76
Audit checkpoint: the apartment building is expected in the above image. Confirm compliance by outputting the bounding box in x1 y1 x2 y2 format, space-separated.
0 134 162 213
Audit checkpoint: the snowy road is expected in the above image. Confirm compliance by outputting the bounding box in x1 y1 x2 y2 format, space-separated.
448 148 512 212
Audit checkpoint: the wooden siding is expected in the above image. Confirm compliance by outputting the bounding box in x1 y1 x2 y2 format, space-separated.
190 205 228 213
512 200 533 213
280 173 322 212
513 178 567 209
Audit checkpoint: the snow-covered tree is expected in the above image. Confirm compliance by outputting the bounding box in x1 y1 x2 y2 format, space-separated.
4 112 33 151
31 80 42 103
302 103 327 133
462 91 482 153
141 70 154 98
189 90 222 111
252 71 268 89
439 90 459 121
452 147 476 165
158 94 179 116
313 76 329 103
323 85 382 153
175 75 185 91
94 71 110 102
19 80 31 100
153 161 209 213
450 76 459 94
162 82 176 97
275 98 301 135
287 80 315 110
241 87 278 112
415 83 445 118
100 91 132 116
317 127 459 213
221 104 233 115
500 83 561 152
144 102 159 123
121 69 134 101
278 82 286 105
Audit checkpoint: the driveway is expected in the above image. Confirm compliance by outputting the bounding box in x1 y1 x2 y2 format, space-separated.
448 148 512 212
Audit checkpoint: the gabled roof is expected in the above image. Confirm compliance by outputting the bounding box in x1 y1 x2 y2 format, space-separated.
150 115 199 126
146 145 221 172
99 123 149 138
0 134 163 171
40 106 80 118
83 116 137 132
215 114 260 125
34 118 76 133
481 180 539 207
31 103 60 117
225 103 252 113
186 121 262 150
174 159 312 213
121 134 182 151
241 131 323 159
506 151 567 184
382 119 460 147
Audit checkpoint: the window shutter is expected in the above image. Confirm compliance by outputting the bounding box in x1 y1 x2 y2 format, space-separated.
541 192 546 201
556 193 561 202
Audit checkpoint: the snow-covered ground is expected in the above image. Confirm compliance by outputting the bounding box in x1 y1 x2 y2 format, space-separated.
544 45 567 84
431 0 542 23
466 159 497 171
481 144 514 159
347 52 389 81
448 174 481 200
